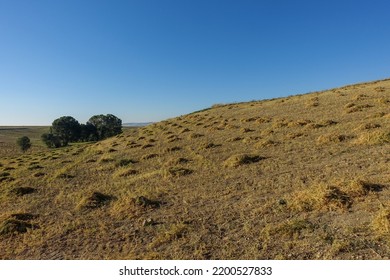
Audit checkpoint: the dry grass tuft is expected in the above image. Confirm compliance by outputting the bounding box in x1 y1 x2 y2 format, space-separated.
316 134 351 144
354 94 368 101
320 119 338 126
288 185 325 212
164 166 193 177
354 131 390 145
359 123 381 130
323 186 352 209
0 171 11 178
149 223 188 249
141 153 159 160
289 179 384 212
132 196 161 208
344 180 384 196
345 104 373 114
255 139 279 148
114 168 139 177
10 187 36 196
223 154 264 167
378 97 390 104
165 146 182 152
116 159 136 167
287 119 312 127
189 133 204 139
241 117 258 123
375 86 386 92
127 143 142 148
225 124 239 129
272 119 289 128
57 173 75 179
276 219 316 238
0 218 35 235
0 176 15 183
0 213 37 235
241 128 255 133
229 136 243 142
287 132 305 139
141 144 154 149
10 213 37 220
372 206 390 235
201 142 221 149
27 165 44 170
99 156 115 163
3 166 16 171
305 123 324 130
33 172 45 177
167 137 182 143
77 192 113 210
345 102 356 109
165 157 190 166
306 97 319 107
256 117 272 124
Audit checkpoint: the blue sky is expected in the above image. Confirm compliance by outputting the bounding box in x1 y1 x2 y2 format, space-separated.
1 0 390 125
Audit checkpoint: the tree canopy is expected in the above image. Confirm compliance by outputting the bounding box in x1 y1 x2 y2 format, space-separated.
51 116 81 145
87 114 122 140
42 114 122 148
41 133 64 148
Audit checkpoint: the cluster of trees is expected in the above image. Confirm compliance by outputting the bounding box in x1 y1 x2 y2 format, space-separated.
41 114 122 148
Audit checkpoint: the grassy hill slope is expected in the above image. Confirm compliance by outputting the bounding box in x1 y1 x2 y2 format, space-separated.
0 79 389 259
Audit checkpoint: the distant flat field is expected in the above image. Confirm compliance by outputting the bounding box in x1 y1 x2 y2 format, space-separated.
0 126 135 158
0 126 50 158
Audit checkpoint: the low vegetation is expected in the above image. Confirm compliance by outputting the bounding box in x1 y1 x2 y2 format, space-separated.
16 136 31 152
77 192 114 210
223 154 264 167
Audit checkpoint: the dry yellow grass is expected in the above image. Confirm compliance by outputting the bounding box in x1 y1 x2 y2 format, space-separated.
372 205 390 235
0 78 389 259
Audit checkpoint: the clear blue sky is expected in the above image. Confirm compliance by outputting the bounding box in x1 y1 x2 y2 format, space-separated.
1 0 389 125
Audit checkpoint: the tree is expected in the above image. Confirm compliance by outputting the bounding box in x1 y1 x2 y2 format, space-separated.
41 133 64 148
87 114 122 140
17 136 31 152
80 123 98 142
51 116 81 146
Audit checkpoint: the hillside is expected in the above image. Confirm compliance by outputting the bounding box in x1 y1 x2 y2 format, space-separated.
0 78 389 259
